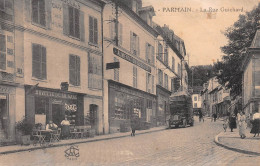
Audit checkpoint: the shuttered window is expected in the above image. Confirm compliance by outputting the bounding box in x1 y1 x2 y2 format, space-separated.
146 43 154 65
130 32 139 56
63 4 84 41
69 54 80 86
88 53 102 89
32 0 46 27
0 34 6 70
133 66 137 88
32 43 47 80
89 16 98 44
172 57 175 71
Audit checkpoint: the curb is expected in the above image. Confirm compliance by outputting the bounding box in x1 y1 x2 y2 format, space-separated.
0 127 166 155
214 132 260 156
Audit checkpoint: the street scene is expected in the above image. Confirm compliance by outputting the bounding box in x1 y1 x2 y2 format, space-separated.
0 117 259 166
0 0 260 165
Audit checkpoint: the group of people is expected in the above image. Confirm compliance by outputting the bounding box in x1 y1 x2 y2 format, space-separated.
223 110 260 139
44 116 71 141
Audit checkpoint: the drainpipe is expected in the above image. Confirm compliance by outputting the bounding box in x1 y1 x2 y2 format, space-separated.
101 3 105 135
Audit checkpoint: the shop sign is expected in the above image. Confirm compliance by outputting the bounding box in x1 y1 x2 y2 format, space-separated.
65 103 77 112
113 47 151 73
35 90 77 100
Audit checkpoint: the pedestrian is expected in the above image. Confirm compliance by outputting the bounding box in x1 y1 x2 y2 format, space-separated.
61 116 70 139
250 111 260 137
229 113 236 132
130 116 137 137
238 111 247 139
213 113 217 122
198 110 204 122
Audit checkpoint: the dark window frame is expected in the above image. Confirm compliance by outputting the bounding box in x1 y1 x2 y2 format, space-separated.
32 43 47 80
32 0 46 27
69 54 80 86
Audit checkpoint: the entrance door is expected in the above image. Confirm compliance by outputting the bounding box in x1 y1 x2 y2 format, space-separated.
0 94 8 140
52 104 63 127
89 104 98 129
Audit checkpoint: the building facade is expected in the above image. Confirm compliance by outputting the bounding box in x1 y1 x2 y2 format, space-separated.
242 25 260 118
103 0 158 133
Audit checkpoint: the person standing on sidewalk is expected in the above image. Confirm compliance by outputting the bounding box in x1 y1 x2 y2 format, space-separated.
130 116 137 137
250 111 260 137
229 113 236 132
238 111 247 139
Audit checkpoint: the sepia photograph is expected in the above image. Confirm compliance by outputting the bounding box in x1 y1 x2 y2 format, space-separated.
0 0 260 165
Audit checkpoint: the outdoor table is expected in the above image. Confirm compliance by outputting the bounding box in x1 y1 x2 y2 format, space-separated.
39 130 54 143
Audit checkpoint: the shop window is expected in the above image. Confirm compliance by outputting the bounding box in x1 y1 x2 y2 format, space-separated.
32 43 47 80
0 94 8 139
32 0 46 27
89 16 98 45
133 66 137 88
69 54 80 86
0 34 6 70
63 4 84 41
35 97 48 115
88 53 102 89
130 32 139 56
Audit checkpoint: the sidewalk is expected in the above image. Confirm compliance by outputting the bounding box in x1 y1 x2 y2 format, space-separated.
0 126 166 155
215 127 260 156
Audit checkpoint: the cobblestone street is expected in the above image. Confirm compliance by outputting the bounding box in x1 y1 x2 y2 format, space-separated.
0 117 259 166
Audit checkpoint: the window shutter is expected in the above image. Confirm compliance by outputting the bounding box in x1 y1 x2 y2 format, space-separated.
130 31 133 53
89 16 94 43
45 0 52 29
41 46 47 79
32 44 40 78
63 4 69 35
136 35 139 56
24 0 31 22
76 56 80 86
118 23 123 46
151 46 154 65
146 73 148 92
145 43 149 62
152 75 154 93
79 11 85 42
69 55 75 85
94 18 98 44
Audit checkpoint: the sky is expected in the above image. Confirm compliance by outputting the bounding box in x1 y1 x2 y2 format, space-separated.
142 0 259 66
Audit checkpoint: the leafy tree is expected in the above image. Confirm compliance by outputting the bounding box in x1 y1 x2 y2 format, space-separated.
215 3 260 97
187 65 214 87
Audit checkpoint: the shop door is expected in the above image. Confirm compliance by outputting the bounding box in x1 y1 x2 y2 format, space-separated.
0 94 8 141
89 104 98 129
52 104 63 127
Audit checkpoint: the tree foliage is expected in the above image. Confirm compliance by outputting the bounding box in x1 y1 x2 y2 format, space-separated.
187 65 214 87
215 3 260 97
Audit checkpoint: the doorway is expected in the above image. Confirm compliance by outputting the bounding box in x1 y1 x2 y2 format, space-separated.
89 104 98 129
0 94 8 140
52 103 63 127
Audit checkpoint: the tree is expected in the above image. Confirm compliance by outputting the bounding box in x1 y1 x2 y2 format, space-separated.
216 3 260 97
187 65 214 87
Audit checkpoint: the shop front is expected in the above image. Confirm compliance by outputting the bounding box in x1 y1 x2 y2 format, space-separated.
108 80 156 133
25 86 84 128
0 84 16 145
156 85 171 126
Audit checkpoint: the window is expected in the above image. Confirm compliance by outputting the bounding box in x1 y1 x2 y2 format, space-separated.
194 96 197 101
69 54 80 86
146 73 154 93
32 43 46 79
158 42 163 60
63 4 84 41
178 63 181 76
171 78 175 92
146 43 154 65
164 47 168 65
172 57 175 71
0 34 6 70
88 53 102 89
130 32 139 56
32 0 46 26
0 0 13 21
164 73 168 90
114 57 119 81
89 16 98 44
158 69 163 86
133 66 137 88
35 97 49 115
194 103 197 108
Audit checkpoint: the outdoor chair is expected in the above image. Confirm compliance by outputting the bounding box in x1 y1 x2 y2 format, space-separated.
52 128 61 142
32 129 46 146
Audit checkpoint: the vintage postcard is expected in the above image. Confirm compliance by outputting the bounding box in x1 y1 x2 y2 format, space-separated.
0 0 259 165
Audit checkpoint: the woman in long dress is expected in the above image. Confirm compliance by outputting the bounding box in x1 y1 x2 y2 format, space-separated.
238 112 247 139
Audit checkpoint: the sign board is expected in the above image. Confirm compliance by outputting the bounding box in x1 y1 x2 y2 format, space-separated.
106 62 120 70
